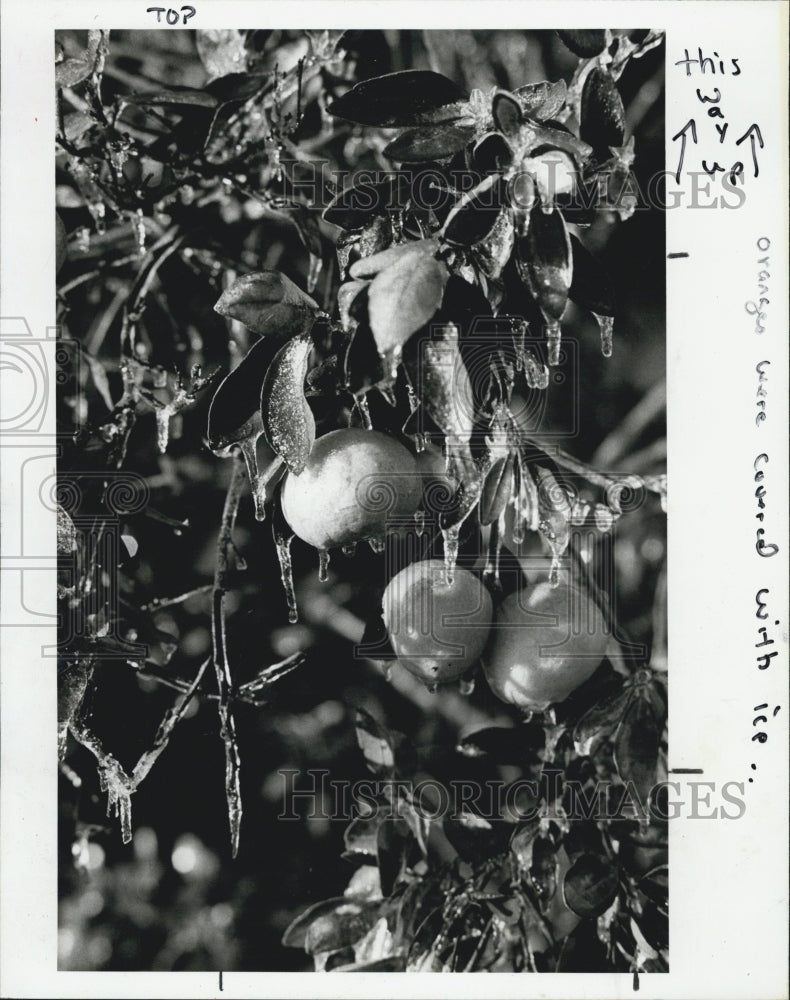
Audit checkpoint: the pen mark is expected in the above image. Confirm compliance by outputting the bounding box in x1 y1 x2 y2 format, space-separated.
667 252 689 259
668 767 703 773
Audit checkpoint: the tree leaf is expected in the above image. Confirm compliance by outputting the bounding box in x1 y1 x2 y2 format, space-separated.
328 70 466 127
572 677 631 757
492 89 523 137
404 323 474 449
377 818 410 896
214 271 318 337
196 29 248 80
305 903 380 956
557 29 608 57
472 207 515 281
479 453 514 525
56 55 93 89
323 174 413 230
350 238 439 280
526 121 593 166
562 853 619 918
56 505 78 555
208 337 282 450
581 68 626 151
515 79 568 121
613 693 661 805
333 955 407 972
354 707 395 777
515 205 572 322
443 811 511 863
367 251 448 364
471 132 514 174
568 235 616 317
282 898 347 948
260 334 315 474
122 88 219 110
442 174 507 247
457 722 544 764
384 121 476 162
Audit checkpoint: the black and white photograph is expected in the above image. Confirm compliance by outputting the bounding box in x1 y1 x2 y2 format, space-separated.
53 24 668 974
0 3 788 998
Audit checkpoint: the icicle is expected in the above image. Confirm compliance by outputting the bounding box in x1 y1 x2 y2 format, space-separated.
355 393 372 429
594 313 614 357
459 675 475 696
318 549 330 582
367 536 386 554
275 532 298 622
238 437 265 521
133 208 146 254
381 344 403 383
441 524 460 586
546 321 562 366
307 252 323 293
413 509 425 537
155 406 173 454
342 541 357 557
484 512 505 589
514 321 527 372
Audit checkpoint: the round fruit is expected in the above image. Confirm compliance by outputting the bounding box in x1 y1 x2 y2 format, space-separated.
483 582 607 711
382 559 493 684
281 428 422 550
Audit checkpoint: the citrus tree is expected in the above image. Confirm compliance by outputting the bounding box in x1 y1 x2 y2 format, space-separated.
56 27 667 973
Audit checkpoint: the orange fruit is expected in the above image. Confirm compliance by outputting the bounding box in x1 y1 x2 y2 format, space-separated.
281 428 421 550
483 581 607 711
383 559 493 684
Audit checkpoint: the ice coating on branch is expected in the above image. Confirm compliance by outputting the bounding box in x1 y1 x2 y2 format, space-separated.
355 393 372 429
98 758 133 844
275 532 298 622
594 312 614 357
342 541 357 557
155 406 173 454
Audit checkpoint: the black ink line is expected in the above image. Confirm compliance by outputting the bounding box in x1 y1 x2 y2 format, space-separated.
219 971 224 991
633 968 640 991
667 252 689 259
669 768 703 774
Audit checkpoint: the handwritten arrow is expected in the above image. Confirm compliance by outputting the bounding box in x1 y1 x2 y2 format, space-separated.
671 119 697 184
735 124 764 178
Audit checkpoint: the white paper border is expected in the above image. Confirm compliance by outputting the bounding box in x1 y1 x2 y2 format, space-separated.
1 2 788 998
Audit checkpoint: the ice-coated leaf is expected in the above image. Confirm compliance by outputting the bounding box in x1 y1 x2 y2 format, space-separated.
510 820 541 871
260 334 315 474
196 28 248 80
573 680 631 757
479 452 514 525
457 722 544 764
526 121 593 167
56 56 93 88
122 88 219 110
581 68 626 151
492 89 523 137
516 204 572 323
354 707 395 777
283 897 381 955
349 238 439 280
471 132 514 174
515 79 568 121
323 174 413 230
442 174 507 246
443 811 511 863
377 818 410 896
613 693 661 804
529 835 558 907
358 214 393 260
367 250 448 365
568 235 616 316
562 853 619 918
337 280 368 333
557 29 608 57
472 206 515 281
207 337 283 450
404 323 474 449
214 270 318 337
384 121 476 162
328 70 466 127
282 897 347 948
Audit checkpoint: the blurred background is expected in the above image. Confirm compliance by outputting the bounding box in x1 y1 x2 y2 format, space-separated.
56 28 665 971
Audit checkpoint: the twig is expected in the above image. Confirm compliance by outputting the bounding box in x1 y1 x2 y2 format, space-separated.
211 454 247 857
141 584 213 612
